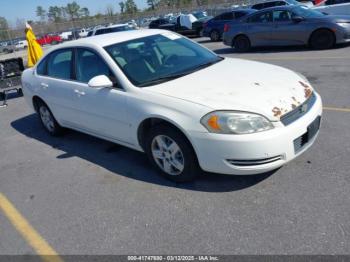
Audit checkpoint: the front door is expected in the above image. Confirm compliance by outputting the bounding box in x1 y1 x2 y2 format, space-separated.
69 48 131 144
270 10 306 45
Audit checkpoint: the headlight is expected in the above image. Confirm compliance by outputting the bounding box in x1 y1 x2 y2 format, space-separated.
201 111 274 134
337 22 350 28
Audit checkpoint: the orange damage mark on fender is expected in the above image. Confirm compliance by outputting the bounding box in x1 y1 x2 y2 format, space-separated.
291 97 300 110
299 81 312 98
272 107 282 117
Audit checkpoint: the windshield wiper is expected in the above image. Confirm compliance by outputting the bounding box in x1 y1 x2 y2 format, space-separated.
138 72 192 87
138 58 223 87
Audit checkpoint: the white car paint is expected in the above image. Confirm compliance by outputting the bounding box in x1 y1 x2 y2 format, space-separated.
21 29 322 175
15 40 28 49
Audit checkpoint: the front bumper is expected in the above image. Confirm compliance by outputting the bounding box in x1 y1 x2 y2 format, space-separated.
189 92 323 175
335 24 350 44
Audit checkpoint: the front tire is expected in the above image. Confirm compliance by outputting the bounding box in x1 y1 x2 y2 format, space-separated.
310 29 335 50
234 35 251 52
37 101 63 136
145 125 199 182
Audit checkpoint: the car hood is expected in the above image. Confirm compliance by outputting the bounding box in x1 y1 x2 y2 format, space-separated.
145 58 313 121
329 15 350 22
313 15 350 22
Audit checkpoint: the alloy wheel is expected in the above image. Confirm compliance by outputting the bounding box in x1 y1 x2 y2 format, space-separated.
151 135 185 176
39 106 55 132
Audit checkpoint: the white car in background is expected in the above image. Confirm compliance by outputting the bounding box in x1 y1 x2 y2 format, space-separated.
21 30 322 182
15 40 28 49
87 24 134 37
60 30 73 41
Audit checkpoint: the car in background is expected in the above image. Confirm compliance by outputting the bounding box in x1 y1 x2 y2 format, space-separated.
78 28 89 38
153 14 210 36
37 34 63 46
22 29 322 182
313 0 350 14
251 0 304 9
15 40 28 49
0 41 17 53
60 30 73 41
149 18 170 29
87 24 134 37
223 5 350 51
203 9 256 41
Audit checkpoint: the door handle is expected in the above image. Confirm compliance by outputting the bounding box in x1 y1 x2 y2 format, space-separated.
40 83 49 89
74 89 85 96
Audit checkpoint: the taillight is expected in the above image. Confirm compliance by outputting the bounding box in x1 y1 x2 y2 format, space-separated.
224 24 230 32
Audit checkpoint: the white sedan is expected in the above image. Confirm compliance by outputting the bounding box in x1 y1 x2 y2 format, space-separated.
21 29 322 182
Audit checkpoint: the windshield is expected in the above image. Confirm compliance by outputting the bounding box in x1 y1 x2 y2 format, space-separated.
105 33 222 87
292 6 325 18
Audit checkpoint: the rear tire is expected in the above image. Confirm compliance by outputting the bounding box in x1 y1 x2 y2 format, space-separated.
36 100 63 136
234 35 251 52
210 30 220 42
145 124 199 182
310 29 335 50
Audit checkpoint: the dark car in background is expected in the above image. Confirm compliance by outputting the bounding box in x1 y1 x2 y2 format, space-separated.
223 5 350 51
153 15 209 36
203 9 256 41
149 18 170 29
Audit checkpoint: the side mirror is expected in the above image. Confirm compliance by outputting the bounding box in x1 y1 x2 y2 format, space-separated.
292 16 304 23
88 75 113 88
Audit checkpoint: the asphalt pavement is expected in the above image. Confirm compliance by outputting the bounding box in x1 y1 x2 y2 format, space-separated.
0 39 350 256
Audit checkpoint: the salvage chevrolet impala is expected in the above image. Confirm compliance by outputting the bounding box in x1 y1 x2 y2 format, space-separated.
21 29 322 182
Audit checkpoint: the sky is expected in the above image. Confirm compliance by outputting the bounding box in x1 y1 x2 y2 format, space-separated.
1 0 148 25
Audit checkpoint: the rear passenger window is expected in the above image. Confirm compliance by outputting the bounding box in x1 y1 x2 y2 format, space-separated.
235 12 248 18
47 49 73 80
248 11 272 23
220 12 234 20
36 58 47 75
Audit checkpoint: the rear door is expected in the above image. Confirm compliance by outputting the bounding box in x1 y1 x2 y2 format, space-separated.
35 48 79 124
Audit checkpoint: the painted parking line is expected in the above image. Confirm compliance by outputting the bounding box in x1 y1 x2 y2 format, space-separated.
323 106 350 112
0 193 63 262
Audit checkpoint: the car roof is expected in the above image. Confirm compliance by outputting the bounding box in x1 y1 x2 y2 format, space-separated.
256 5 296 11
50 29 167 50
230 8 257 12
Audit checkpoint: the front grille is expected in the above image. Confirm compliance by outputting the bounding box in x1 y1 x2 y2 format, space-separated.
293 116 321 153
281 93 316 126
226 155 283 167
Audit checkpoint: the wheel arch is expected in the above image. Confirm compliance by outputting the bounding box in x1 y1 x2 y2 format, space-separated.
308 27 336 46
32 95 46 112
137 116 199 161
232 33 251 47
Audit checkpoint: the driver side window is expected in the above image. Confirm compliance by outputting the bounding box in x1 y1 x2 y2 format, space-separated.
248 11 273 23
273 10 292 22
75 48 115 84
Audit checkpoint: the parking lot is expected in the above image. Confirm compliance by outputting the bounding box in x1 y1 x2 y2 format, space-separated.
1 38 350 257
